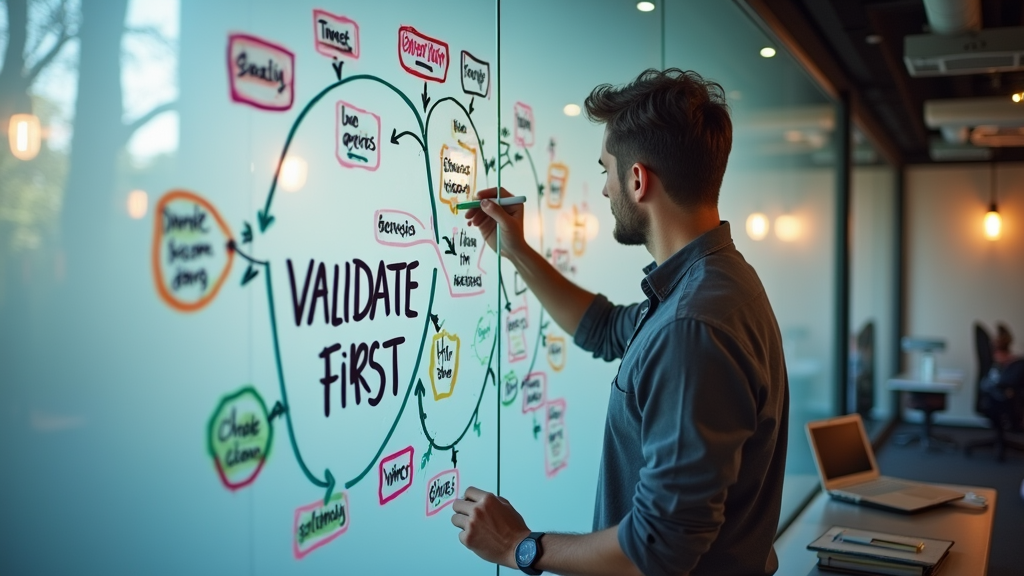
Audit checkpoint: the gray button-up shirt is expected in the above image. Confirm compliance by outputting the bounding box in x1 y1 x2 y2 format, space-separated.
574 222 789 576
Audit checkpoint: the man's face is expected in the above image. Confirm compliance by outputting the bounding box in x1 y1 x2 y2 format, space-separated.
600 129 648 246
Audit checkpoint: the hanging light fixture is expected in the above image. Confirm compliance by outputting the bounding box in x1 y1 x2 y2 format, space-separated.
984 164 1001 241
8 113 41 161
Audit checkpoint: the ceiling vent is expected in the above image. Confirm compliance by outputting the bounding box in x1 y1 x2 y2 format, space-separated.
904 26 1024 77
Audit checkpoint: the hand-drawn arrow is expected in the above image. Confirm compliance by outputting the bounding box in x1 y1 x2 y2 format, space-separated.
441 235 457 255
499 279 513 312
468 97 475 115
514 152 523 162
390 127 425 151
332 60 343 81
417 349 497 454
258 74 432 239
241 222 253 244
268 401 287 421
429 313 441 332
421 82 431 113
451 448 458 468
241 264 259 286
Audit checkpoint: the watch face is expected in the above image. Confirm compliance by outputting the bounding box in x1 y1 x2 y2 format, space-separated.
516 539 537 566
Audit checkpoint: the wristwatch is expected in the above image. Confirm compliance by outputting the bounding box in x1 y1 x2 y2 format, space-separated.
514 531 545 575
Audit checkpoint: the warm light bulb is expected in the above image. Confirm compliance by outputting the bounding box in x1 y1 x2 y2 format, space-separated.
8 113 41 161
1013 93 1022 103
563 104 581 117
984 209 1002 240
746 213 769 241
775 214 801 242
127 190 149 219
636 2 655 12
279 155 308 192
760 47 777 58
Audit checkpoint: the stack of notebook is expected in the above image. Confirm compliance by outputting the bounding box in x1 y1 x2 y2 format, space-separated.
808 526 954 576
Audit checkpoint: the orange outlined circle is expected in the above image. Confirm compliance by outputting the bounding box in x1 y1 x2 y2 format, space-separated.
152 189 235 312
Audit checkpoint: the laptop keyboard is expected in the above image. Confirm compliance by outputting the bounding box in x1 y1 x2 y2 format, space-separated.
845 479 911 496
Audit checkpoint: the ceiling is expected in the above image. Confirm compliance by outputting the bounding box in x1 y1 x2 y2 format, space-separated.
762 0 1024 164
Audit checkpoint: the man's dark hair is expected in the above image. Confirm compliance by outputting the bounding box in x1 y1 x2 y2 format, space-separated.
584 68 732 208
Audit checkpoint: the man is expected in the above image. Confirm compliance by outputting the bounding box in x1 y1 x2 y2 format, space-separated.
452 69 789 576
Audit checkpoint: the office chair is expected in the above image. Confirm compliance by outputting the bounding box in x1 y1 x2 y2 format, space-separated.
965 323 1024 461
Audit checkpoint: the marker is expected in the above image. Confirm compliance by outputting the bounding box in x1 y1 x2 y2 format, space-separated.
835 532 924 553
457 196 527 211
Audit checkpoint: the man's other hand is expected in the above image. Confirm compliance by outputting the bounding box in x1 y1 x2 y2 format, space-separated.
451 486 531 568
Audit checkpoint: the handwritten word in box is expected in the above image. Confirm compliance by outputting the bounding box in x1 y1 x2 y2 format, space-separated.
429 330 461 400
546 163 569 209
506 306 529 363
522 372 547 414
398 26 449 83
227 34 294 111
293 491 349 559
460 51 490 98
312 10 359 59
378 446 414 505
501 370 519 406
513 102 535 148
545 399 569 478
547 335 566 372
438 142 477 214
335 101 381 171
426 469 459 516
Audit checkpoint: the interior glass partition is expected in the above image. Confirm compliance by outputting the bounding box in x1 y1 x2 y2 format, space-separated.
850 128 898 430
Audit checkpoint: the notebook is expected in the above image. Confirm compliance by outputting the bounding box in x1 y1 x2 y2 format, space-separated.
809 526 953 576
806 414 964 513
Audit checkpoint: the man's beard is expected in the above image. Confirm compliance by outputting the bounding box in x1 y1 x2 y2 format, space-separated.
610 175 649 246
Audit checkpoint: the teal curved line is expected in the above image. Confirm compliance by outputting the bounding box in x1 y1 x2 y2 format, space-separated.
418 331 498 452
344 268 438 490
261 74 439 243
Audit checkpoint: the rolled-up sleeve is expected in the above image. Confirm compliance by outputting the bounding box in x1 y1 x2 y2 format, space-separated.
573 294 645 362
618 318 757 576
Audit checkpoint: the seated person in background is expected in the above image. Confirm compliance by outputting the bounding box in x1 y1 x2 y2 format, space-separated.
980 324 1024 432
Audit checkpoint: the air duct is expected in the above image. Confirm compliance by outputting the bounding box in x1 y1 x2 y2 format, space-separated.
921 0 981 35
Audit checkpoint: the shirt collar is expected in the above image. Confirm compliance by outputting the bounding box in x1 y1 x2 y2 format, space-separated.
641 221 734 301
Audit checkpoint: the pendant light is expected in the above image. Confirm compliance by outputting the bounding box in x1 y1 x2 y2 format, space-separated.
984 164 1001 241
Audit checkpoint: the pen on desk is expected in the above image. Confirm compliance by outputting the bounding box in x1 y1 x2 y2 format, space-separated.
834 532 925 553
457 196 527 210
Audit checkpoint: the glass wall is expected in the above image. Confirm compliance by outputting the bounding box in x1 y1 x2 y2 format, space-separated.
663 0 839 488
2 1 851 573
850 128 898 429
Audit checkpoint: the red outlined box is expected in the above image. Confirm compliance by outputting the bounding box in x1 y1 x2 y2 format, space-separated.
336 100 381 171
426 469 460 516
312 10 359 59
397 25 449 82
521 372 547 414
513 102 535 148
378 446 414 505
544 399 569 478
460 50 490 97
227 33 294 111
293 492 349 559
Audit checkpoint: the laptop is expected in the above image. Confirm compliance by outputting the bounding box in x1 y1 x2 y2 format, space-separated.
806 414 964 513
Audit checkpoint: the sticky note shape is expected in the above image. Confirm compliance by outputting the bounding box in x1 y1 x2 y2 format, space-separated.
513 102 535 148
378 446 414 505
227 33 294 111
522 372 547 414
293 492 349 559
398 26 449 82
313 10 359 59
547 335 566 372
546 163 569 209
439 142 477 214
460 51 490 97
336 101 381 171
426 469 459 516
544 399 569 478
506 306 528 363
429 330 460 400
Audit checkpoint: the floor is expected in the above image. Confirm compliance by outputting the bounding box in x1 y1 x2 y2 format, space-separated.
874 423 1024 576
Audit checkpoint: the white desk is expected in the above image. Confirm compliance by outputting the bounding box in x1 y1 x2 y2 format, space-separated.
774 484 996 576
887 371 964 450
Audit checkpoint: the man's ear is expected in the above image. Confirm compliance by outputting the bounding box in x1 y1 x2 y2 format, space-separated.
631 163 650 203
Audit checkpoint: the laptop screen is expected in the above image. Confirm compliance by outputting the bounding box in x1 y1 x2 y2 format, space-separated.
809 420 873 480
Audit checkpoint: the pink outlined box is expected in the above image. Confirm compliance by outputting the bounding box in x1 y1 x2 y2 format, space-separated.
544 399 569 478
426 468 460 516
513 102 535 148
521 372 547 414
460 50 490 98
313 10 359 59
378 446 414 505
397 25 449 83
227 33 294 111
506 305 529 363
293 492 349 559
336 100 381 171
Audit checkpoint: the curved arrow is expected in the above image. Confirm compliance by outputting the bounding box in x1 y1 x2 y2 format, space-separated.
390 128 425 151
416 336 497 452
344 268 438 490
426 96 489 173
259 74 438 243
